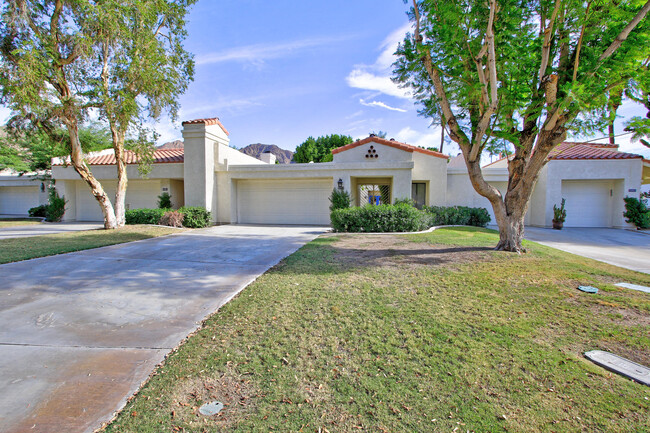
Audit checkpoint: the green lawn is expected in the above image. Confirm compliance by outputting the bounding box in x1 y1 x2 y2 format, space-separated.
0 218 43 228
104 227 650 433
0 225 181 264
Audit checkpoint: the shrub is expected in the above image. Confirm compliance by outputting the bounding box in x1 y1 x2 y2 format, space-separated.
157 192 172 209
178 206 211 228
331 203 432 233
159 210 184 228
623 197 650 229
423 205 491 227
329 188 351 211
28 204 48 218
45 188 66 222
125 208 167 225
393 197 416 207
553 198 567 223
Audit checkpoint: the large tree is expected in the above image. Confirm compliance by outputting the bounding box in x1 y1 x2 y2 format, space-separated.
394 0 650 252
0 0 195 228
294 134 354 163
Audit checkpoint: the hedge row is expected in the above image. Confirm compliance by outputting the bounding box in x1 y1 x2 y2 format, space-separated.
331 203 491 233
125 206 211 228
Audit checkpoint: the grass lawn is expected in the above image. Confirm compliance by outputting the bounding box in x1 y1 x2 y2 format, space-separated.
0 225 182 264
0 218 43 228
104 227 650 433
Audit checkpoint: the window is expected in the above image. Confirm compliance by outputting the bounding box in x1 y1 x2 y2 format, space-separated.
411 183 426 209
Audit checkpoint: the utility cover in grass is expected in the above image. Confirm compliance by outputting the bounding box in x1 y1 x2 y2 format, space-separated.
577 285 598 294
584 350 650 386
615 282 650 294
199 401 224 416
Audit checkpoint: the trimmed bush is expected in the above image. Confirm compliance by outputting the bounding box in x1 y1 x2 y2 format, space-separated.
329 188 351 211
160 210 184 228
125 208 167 225
28 204 48 218
331 203 432 233
45 188 66 222
623 197 650 229
178 206 211 228
423 205 491 227
157 192 172 209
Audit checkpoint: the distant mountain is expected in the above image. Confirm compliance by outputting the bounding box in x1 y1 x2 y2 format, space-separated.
240 143 293 164
157 140 184 149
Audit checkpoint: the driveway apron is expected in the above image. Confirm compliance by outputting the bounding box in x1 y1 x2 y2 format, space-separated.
0 224 327 433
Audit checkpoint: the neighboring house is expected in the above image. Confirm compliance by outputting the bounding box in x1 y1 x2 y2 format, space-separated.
2 116 649 227
0 169 49 215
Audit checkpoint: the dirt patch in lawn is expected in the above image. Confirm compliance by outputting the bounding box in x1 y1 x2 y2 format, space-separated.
169 364 259 431
323 234 494 270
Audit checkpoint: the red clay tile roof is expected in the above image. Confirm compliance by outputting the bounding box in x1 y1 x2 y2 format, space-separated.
548 142 641 160
332 136 448 159
54 149 184 166
483 142 642 167
181 117 230 136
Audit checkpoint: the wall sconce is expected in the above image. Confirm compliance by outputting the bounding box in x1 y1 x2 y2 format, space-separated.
40 182 45 192
337 178 344 190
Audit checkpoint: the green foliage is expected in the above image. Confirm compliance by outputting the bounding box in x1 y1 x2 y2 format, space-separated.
178 206 211 228
329 189 351 212
28 205 48 218
157 192 172 209
623 197 650 229
125 208 167 225
45 188 66 222
424 206 491 227
293 134 353 163
394 197 416 207
159 210 184 228
553 198 567 223
331 204 432 233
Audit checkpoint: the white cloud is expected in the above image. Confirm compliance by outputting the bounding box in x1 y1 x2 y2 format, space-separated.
196 36 351 66
359 98 406 112
394 126 459 155
345 23 412 100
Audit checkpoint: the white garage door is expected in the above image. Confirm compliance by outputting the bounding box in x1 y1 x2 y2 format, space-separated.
561 180 612 227
76 180 161 221
237 179 331 225
0 186 40 215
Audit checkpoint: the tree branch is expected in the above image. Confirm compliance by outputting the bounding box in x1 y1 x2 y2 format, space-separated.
538 0 561 81
572 1 592 81
599 0 650 61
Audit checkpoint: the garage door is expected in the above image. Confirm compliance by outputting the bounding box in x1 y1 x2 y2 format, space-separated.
76 180 161 221
0 186 40 215
561 180 612 227
237 179 331 225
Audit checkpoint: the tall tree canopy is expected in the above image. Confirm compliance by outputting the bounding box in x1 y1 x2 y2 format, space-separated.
0 0 195 228
293 134 354 163
394 0 650 251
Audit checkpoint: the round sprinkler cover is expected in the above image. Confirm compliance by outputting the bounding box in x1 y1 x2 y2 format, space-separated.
199 401 224 416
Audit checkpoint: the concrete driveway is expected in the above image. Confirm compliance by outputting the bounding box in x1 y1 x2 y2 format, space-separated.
0 224 327 433
0 221 104 239
524 227 650 274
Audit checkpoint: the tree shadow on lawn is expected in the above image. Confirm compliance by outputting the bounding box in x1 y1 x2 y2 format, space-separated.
280 234 496 275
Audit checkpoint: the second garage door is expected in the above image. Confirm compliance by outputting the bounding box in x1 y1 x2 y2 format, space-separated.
561 180 613 227
0 186 40 215
237 179 331 225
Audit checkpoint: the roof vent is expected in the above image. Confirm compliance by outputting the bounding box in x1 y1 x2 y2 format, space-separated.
369 133 376 137
390 138 395 141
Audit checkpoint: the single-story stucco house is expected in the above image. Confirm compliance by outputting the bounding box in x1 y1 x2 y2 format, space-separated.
1 116 649 228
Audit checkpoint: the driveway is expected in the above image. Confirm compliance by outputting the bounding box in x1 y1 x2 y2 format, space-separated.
0 221 104 239
0 224 327 433
524 227 650 274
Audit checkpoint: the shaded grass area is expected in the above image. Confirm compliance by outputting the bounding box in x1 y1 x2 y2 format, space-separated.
0 225 181 264
104 228 650 433
0 218 43 228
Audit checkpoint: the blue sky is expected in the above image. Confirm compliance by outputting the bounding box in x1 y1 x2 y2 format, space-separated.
1 0 648 158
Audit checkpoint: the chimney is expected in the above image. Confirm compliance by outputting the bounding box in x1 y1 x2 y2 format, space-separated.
261 151 276 164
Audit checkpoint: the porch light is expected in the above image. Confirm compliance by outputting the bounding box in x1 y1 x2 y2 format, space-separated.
338 178 344 190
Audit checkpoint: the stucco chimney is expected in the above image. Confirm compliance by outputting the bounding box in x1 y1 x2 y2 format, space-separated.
261 151 276 164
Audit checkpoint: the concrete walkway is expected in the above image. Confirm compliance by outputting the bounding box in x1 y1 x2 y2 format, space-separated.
0 224 327 433
524 227 650 274
0 221 104 239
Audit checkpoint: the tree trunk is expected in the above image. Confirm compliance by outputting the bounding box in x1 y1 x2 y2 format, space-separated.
67 120 118 229
493 207 526 252
113 129 128 227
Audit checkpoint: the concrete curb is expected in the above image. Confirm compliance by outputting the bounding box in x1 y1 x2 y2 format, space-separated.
327 224 483 236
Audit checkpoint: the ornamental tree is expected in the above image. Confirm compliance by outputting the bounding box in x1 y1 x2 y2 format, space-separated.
394 0 650 252
0 0 195 228
294 134 354 163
